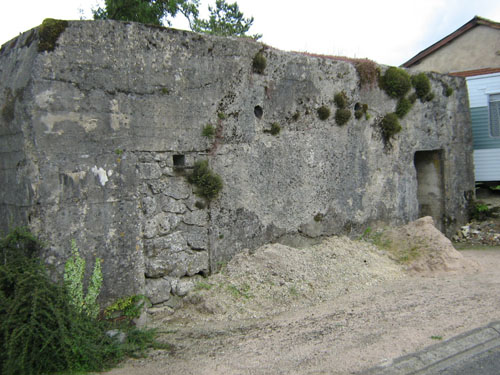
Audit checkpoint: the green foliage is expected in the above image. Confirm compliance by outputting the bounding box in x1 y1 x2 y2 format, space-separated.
217 111 227 120
227 283 252 299
355 109 364 119
380 67 411 98
408 92 418 104
335 108 351 126
0 229 121 374
470 202 496 221
93 0 260 39
104 295 148 322
187 159 223 200
268 122 281 136
411 72 431 100
317 105 331 120
194 200 206 209
314 213 324 222
192 0 261 39
252 51 266 74
444 86 453 97
64 239 102 319
395 97 413 118
38 18 68 52
355 59 380 88
380 113 402 143
425 92 435 102
202 123 216 138
354 103 368 120
195 281 213 290
334 91 348 109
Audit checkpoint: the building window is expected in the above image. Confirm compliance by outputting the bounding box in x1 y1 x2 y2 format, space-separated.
490 93 500 137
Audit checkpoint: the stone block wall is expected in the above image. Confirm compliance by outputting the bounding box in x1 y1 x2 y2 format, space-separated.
0 20 474 306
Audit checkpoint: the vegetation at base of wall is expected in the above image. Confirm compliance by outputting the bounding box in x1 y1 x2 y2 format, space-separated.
104 295 148 322
187 159 223 200
355 59 380 88
395 97 413 118
202 123 216 138
317 105 331 120
0 228 165 375
334 91 348 109
470 202 499 221
252 52 266 74
379 113 402 143
380 67 411 99
411 72 431 101
335 108 351 126
64 239 103 319
38 18 68 52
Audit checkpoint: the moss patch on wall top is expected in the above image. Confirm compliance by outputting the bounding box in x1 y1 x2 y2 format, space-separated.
38 19 68 52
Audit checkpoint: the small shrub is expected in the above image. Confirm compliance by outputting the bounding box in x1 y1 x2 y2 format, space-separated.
380 66 411 98
411 72 431 100
314 213 324 222
425 92 435 102
334 91 348 109
202 123 216 138
252 52 266 74
355 110 364 119
335 108 351 126
395 97 413 118
408 92 418 104
445 86 453 97
217 112 226 120
355 59 380 88
160 87 169 95
269 122 281 135
194 200 206 209
38 18 68 52
317 105 331 120
187 159 223 200
380 113 402 142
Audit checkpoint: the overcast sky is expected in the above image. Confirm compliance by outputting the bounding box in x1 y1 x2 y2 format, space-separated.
1 0 500 66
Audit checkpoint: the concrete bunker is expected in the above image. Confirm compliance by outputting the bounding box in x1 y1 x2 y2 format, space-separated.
414 150 445 231
0 20 474 306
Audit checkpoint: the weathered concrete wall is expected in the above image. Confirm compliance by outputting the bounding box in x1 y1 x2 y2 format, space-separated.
0 20 474 306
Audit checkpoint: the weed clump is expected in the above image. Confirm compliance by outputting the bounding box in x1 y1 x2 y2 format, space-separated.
252 52 266 74
334 91 348 109
395 97 413 118
444 85 453 97
317 105 331 120
188 159 223 200
355 59 380 88
38 18 68 52
411 72 431 101
267 122 281 135
380 113 402 143
335 108 351 126
380 67 411 98
202 123 216 138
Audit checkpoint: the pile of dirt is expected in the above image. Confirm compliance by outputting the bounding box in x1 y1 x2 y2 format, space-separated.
381 216 480 275
153 236 404 324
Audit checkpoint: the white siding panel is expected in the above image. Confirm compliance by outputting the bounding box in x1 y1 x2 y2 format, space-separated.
466 73 500 108
474 148 500 181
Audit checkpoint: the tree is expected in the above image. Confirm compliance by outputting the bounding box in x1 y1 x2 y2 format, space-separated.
192 0 261 39
92 0 260 39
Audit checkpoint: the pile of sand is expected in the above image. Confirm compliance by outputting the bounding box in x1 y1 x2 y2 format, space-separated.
381 216 480 275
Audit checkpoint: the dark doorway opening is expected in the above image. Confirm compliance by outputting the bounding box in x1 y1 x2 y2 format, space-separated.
414 150 445 231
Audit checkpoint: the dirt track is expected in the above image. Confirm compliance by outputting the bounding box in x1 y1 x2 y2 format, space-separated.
104 248 500 375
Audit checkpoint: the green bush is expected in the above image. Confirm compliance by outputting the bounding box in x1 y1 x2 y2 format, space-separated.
380 113 402 142
202 123 216 138
395 97 413 118
105 295 148 322
0 228 163 375
411 72 431 100
252 52 266 74
334 91 348 109
445 86 453 97
335 108 351 126
317 105 331 120
188 159 223 200
380 67 411 98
